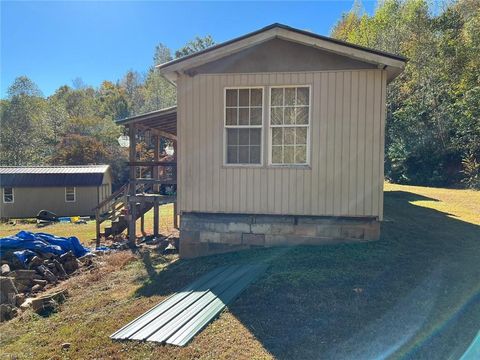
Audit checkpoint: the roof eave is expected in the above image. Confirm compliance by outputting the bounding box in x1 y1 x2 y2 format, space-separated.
115 106 177 126
157 24 406 81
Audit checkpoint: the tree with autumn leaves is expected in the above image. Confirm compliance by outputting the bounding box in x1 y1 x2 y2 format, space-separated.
332 0 480 188
0 37 213 189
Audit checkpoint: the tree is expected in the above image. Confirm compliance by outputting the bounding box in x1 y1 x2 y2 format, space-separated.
175 35 215 58
97 81 129 120
1 77 49 165
141 43 176 113
7 76 43 98
120 70 145 115
52 134 109 165
153 43 173 65
331 0 480 188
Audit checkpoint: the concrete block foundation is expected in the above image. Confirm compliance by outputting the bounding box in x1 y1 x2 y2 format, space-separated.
179 212 380 258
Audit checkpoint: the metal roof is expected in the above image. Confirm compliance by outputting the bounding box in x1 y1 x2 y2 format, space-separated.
0 165 110 187
116 107 177 135
111 264 266 346
157 23 407 72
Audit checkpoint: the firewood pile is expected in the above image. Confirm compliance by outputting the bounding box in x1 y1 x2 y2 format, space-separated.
0 251 95 322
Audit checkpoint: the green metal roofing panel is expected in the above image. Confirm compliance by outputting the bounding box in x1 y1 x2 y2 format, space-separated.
110 265 266 346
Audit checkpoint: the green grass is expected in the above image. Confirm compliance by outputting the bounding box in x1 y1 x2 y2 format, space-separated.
0 204 176 247
1 185 479 359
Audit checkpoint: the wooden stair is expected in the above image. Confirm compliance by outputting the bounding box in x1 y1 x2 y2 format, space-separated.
94 179 177 246
103 201 153 238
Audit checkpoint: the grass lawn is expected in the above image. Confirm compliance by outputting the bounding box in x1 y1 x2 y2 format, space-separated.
0 204 177 247
0 184 479 359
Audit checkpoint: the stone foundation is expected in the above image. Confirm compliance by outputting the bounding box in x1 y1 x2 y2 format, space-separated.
179 212 380 258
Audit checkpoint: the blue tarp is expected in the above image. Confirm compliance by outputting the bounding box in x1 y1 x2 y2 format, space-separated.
12 250 37 266
0 231 90 264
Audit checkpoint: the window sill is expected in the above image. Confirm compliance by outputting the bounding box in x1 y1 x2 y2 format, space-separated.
222 164 264 169
268 164 312 169
221 164 312 170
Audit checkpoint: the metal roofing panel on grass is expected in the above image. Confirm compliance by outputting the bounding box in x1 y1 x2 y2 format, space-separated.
111 264 266 346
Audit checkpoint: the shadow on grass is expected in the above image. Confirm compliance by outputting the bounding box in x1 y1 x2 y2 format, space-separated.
134 191 480 360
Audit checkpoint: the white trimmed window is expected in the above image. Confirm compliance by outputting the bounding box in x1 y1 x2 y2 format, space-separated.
224 88 263 165
3 187 14 203
269 86 310 165
65 187 76 202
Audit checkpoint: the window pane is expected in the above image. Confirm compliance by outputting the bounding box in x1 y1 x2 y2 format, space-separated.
239 89 249 106
284 107 295 124
271 88 283 106
66 187 75 201
296 127 307 145
250 129 261 146
227 129 239 145
226 89 238 107
239 129 249 145
284 146 295 163
250 108 262 125
285 88 295 106
295 145 307 163
227 146 238 163
284 128 295 145
250 89 262 107
297 87 309 105
239 108 249 125
225 87 264 166
272 146 283 163
238 146 249 163
272 128 283 145
250 146 261 163
296 107 309 124
271 107 283 125
4 188 13 202
226 108 237 125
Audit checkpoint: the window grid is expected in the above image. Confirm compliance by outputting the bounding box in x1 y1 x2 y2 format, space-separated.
224 87 263 165
65 187 76 202
3 187 14 203
269 86 310 165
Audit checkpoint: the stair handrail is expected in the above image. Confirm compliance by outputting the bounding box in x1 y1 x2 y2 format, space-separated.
94 183 128 212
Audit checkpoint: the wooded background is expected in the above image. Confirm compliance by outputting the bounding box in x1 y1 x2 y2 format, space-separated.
1 0 478 189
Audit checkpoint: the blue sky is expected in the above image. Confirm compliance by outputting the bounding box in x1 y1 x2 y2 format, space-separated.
1 1 376 98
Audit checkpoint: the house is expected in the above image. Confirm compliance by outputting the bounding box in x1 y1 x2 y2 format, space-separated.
0 165 112 218
112 23 406 258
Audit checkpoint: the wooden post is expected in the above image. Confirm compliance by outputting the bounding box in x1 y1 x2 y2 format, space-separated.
174 201 178 229
173 139 178 229
153 197 159 237
128 124 137 247
95 210 101 248
153 135 160 193
140 213 146 236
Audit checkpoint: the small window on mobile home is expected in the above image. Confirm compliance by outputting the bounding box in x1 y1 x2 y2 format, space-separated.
3 187 14 203
270 86 310 165
225 88 263 165
65 187 76 202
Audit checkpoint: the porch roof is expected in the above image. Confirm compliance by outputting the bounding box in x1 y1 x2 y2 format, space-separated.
116 106 177 137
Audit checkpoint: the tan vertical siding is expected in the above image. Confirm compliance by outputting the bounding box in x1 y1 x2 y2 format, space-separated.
356 72 367 215
341 71 351 215
348 72 359 215
379 70 387 220
177 69 386 218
